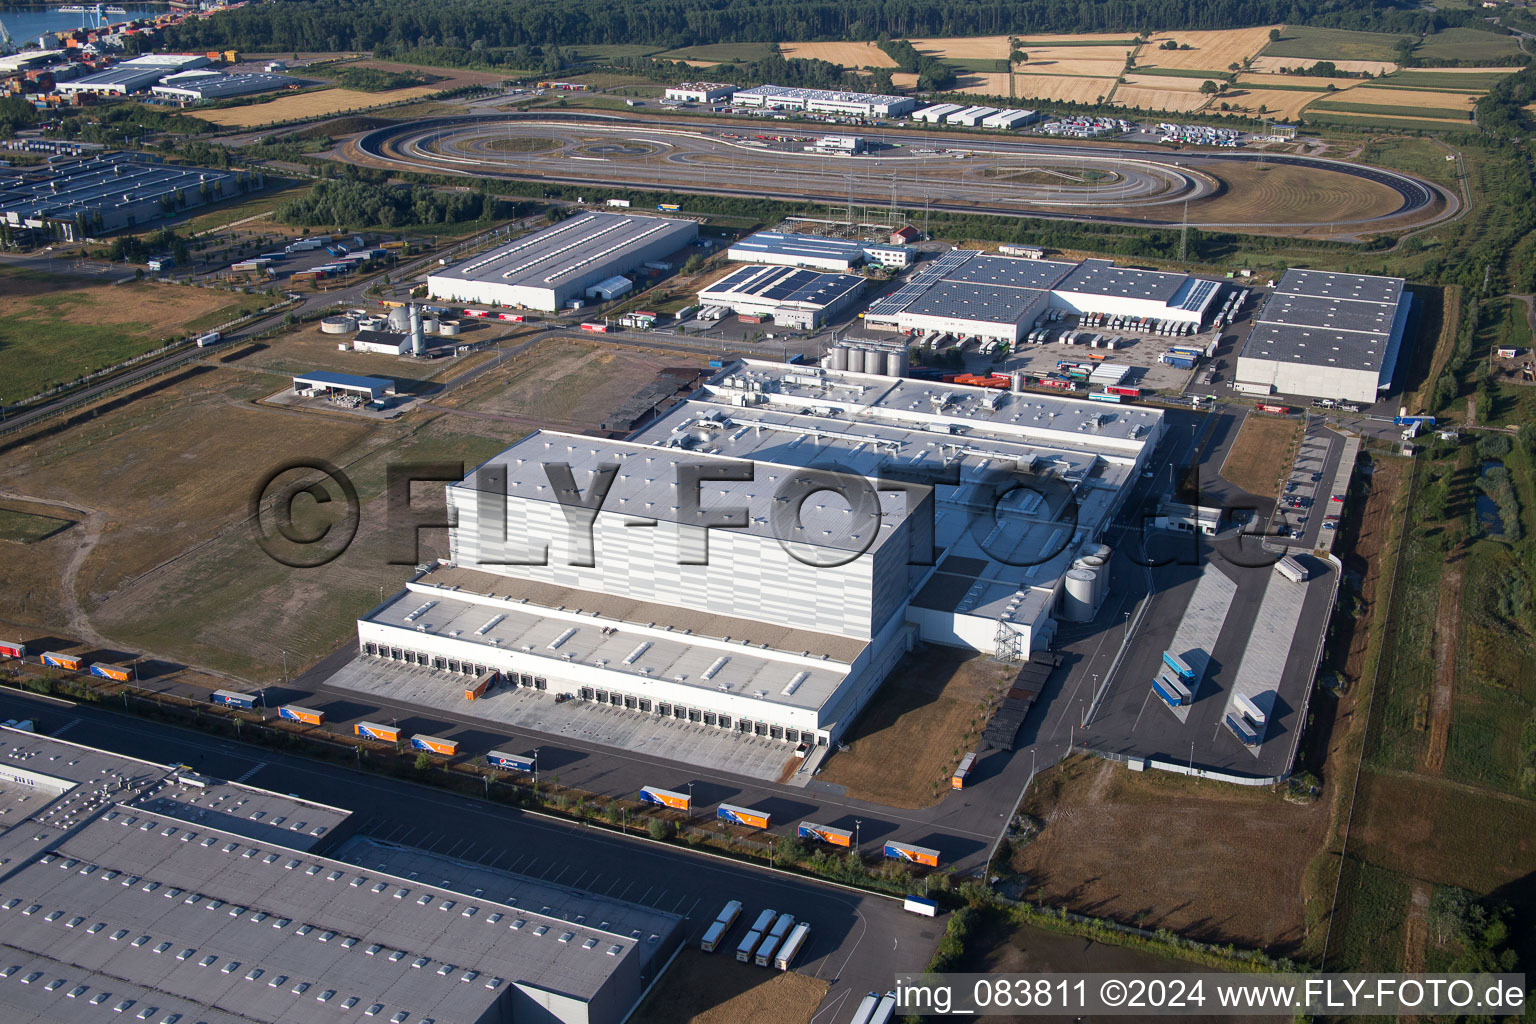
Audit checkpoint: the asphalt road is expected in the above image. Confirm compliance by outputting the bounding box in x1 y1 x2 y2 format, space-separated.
0 686 935 1024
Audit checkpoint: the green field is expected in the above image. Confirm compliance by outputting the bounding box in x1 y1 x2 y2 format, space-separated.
0 507 74 544
1310 101 1472 121
1262 26 1412 62
1413 27 1526 63
1305 110 1475 132
657 42 777 63
1357 136 1461 184
1377 70 1514 91
564 44 667 62
1132 66 1227 79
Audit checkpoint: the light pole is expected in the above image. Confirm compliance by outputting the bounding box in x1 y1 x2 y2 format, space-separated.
686 782 694 820
1189 741 1195 774
854 818 862 851
533 747 541 798
768 837 774 869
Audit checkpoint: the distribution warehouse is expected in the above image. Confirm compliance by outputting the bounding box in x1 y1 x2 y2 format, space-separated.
696 264 866 328
862 251 1222 345
1235 269 1411 403
730 85 916 118
0 728 682 1024
353 361 1162 748
426 212 698 311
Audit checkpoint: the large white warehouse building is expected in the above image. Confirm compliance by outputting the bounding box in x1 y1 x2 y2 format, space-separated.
1235 269 1411 403
731 84 916 118
426 212 697 311
862 251 1222 345
354 361 1162 748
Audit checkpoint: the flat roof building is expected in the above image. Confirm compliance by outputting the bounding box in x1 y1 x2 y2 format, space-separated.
981 109 1041 129
863 250 1222 344
727 231 867 272
292 371 394 399
663 82 736 103
732 84 916 118
56 52 210 96
353 360 1163 748
427 213 697 311
0 152 256 241
0 728 683 1024
1236 269 1411 403
150 70 294 103
697 264 866 329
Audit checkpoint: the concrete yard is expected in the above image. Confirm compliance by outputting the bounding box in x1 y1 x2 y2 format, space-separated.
324 659 800 782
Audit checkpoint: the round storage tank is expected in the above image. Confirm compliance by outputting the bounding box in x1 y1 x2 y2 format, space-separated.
1080 554 1107 570
846 347 866 373
386 307 412 332
438 320 461 336
886 350 905 377
1011 370 1026 393
1061 569 1098 623
320 315 356 335
422 318 440 335
831 346 849 371
1090 543 1112 562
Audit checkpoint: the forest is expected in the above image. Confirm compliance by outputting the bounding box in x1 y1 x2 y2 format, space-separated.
162 0 1481 55
276 179 515 228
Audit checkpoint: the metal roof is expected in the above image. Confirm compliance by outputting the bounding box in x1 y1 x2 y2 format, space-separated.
0 153 240 226
1240 268 1408 372
433 213 696 289
1055 258 1188 303
151 71 293 100
699 265 864 308
727 232 867 265
291 371 393 395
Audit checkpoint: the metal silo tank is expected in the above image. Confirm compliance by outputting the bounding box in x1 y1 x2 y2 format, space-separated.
831 345 849 371
1061 568 1097 622
886 350 905 377
846 347 865 373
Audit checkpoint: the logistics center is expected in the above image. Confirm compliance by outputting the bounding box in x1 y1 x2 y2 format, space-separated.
354 360 1162 748
425 212 698 312
0 728 682 1024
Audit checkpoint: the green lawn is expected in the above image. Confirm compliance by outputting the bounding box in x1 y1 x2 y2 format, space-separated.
1304 110 1474 132
565 44 668 63
1309 100 1472 120
1376 70 1514 91
1357 136 1461 185
1414 27 1526 63
656 42 777 63
178 184 312 236
1128 66 1223 79
0 507 74 543
1262 26 1413 62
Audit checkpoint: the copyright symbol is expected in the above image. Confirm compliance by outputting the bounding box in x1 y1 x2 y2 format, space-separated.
1100 980 1127 1007
250 459 360 569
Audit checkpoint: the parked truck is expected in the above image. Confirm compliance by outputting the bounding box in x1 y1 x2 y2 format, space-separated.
195 331 222 348
951 752 976 789
755 912 796 966
736 909 776 962
774 922 810 970
1275 556 1307 584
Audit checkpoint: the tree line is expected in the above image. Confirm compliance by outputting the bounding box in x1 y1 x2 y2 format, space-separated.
276 178 517 228
162 0 1503 55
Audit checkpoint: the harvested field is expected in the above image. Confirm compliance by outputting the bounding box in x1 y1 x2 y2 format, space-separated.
779 41 897 68
1014 756 1325 952
1329 86 1479 111
1224 87 1330 120
0 271 251 404
1249 55 1398 76
911 35 1011 60
1140 25 1281 71
191 85 445 126
1007 75 1115 105
952 72 1020 98
630 948 829 1024
344 59 510 88
1235 72 1366 90
1120 73 1207 92
816 645 1014 809
1015 45 1134 77
1220 413 1301 497
1017 32 1141 46
891 72 920 89
1110 86 1207 113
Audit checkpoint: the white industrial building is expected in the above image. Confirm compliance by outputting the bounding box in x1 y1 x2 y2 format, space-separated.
427 212 697 311
355 361 1162 747
731 84 916 118
1236 269 1411 404
663 82 736 103
697 264 866 328
727 231 868 272
982 109 1041 129
947 105 998 126
57 52 210 96
862 243 914 269
150 70 293 103
862 250 1223 345
912 103 962 123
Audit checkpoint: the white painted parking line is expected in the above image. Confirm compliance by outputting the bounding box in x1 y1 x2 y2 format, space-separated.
234 761 267 783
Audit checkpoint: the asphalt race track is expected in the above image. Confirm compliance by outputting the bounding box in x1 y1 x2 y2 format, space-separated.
351 112 1455 231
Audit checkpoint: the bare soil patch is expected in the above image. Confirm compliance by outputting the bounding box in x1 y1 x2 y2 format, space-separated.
629 948 829 1024
817 646 1014 808
1219 413 1301 497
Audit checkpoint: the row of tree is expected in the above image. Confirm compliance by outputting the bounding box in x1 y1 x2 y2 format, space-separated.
276 179 515 228
161 0 1501 55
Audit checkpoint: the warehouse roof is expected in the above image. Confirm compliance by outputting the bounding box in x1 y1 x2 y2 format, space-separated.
432 213 696 289
699 264 865 308
733 84 909 107
1056 258 1187 302
0 153 241 226
151 71 294 100
727 232 868 265
1240 269 1409 372
292 371 393 396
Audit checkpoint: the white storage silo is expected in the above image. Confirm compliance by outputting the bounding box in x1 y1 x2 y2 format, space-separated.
846 347 865 373
1061 568 1098 622
422 318 440 335
885 350 905 377
439 320 461 336
831 346 849 371
320 315 357 335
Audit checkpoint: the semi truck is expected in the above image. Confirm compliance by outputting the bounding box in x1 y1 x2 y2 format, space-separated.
639 785 691 812
1161 651 1195 682
699 900 742 953
410 735 459 756
0 642 25 660
278 705 325 725
1275 556 1308 584
736 909 776 962
1151 670 1192 709
883 841 940 867
210 689 259 709
951 752 976 789
797 822 853 847
89 663 132 682
1233 691 1268 727
40 652 83 671
195 331 222 348
717 804 770 829
486 750 536 773
355 721 400 743
464 671 496 700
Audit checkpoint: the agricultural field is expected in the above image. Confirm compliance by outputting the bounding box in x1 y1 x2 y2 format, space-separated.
1224 86 1335 120
778 41 896 68
1139 25 1281 72
1413 26 1526 63
658 42 777 64
815 646 1013 808
191 85 445 127
1383 67 1519 91
1013 45 1134 78
1314 86 1479 115
1250 55 1398 76
1111 76 1209 114
977 74 1112 104
1183 159 1405 226
1261 25 1411 63
0 271 252 404
910 34 1014 61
